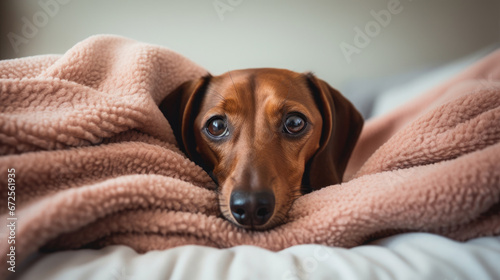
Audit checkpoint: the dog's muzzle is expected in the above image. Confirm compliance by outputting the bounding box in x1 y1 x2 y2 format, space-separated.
229 189 275 227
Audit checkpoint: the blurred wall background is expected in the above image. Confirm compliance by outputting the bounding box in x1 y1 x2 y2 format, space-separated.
0 0 499 86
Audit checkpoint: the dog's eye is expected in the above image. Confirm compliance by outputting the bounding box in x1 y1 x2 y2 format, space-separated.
206 116 228 138
284 114 306 135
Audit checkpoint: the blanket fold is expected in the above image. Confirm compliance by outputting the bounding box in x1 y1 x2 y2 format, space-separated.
1 35 499 270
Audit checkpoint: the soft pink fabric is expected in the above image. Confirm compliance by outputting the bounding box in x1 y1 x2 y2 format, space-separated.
1 36 499 271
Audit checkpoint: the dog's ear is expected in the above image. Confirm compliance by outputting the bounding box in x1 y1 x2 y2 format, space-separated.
159 75 211 166
302 73 364 190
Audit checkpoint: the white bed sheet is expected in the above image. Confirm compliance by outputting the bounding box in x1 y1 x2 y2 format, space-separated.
12 233 500 280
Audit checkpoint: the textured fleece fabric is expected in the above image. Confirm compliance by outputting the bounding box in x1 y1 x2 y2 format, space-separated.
1 36 499 270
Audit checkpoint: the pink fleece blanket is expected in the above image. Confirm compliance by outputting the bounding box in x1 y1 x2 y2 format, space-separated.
1 36 499 271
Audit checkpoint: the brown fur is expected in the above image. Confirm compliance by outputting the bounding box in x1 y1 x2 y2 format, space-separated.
160 68 363 229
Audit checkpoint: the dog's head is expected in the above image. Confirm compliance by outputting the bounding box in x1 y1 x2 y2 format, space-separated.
160 68 363 230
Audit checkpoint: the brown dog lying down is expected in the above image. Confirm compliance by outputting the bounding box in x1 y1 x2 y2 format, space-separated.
160 68 364 230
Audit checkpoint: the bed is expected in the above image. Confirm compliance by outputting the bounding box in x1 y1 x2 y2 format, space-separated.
13 234 500 280
2 37 500 280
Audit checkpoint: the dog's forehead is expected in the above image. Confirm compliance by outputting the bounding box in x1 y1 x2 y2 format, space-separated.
209 68 312 104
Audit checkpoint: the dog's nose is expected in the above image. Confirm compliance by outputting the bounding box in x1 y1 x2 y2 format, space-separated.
230 190 275 227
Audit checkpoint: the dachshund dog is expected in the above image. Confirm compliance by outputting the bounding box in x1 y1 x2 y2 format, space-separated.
160 68 363 230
